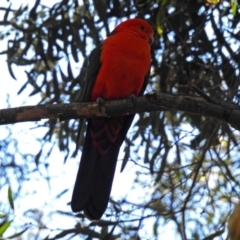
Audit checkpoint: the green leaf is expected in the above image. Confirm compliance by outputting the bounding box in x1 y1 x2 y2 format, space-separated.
0 221 12 237
0 213 6 218
156 7 164 35
8 186 14 211
156 0 169 35
206 0 220 5
231 0 237 16
153 221 158 237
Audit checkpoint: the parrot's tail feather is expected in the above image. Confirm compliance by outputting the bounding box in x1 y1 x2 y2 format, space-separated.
83 151 119 220
71 116 134 220
71 126 99 212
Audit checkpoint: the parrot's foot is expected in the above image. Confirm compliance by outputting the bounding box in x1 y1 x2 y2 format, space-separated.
128 94 137 108
96 97 104 113
128 94 136 102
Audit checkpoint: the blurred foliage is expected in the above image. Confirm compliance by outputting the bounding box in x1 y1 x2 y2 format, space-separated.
0 0 240 239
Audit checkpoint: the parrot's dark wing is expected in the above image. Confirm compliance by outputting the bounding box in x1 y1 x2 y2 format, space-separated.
78 45 102 103
73 45 102 155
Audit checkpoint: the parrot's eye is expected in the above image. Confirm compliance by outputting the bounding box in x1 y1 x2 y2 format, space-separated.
140 25 145 31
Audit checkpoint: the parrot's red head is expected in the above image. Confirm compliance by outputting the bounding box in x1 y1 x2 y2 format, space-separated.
113 18 154 44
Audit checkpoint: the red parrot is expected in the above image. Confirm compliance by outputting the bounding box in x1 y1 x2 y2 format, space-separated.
71 18 154 220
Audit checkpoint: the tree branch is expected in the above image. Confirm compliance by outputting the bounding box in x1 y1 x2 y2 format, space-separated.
0 92 240 131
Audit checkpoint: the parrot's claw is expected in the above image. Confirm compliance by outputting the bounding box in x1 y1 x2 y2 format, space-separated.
96 97 105 112
128 94 136 102
128 94 137 109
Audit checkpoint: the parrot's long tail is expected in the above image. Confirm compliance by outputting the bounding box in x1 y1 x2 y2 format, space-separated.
71 116 134 220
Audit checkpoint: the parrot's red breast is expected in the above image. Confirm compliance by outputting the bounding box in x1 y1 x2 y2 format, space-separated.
90 20 153 101
71 18 153 220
